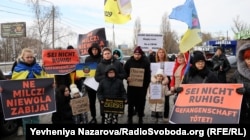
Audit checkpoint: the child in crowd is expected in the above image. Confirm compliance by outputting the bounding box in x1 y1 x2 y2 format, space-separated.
97 65 127 124
147 68 171 124
52 84 74 124
70 84 89 124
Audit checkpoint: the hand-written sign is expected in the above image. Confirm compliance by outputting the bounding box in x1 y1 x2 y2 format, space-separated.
103 98 125 114
169 83 243 124
70 96 89 116
129 68 144 87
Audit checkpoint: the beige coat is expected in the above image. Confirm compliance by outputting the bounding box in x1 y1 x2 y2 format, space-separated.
147 75 171 112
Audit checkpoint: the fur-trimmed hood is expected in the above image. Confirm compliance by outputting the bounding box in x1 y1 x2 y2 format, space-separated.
151 74 168 85
237 43 250 80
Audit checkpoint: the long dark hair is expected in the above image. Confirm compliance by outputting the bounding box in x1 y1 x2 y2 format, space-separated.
55 85 71 104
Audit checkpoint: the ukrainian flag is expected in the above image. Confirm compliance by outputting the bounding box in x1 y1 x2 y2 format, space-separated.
76 62 97 77
169 0 202 53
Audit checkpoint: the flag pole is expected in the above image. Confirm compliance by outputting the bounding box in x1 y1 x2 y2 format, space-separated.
112 24 116 50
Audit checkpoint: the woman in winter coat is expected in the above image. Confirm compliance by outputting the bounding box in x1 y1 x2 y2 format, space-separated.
211 46 231 83
229 43 250 124
169 52 189 118
182 52 219 84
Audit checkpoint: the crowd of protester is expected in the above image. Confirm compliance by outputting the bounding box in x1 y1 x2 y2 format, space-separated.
0 42 250 136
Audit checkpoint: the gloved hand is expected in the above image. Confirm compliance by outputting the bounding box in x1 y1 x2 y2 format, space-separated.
175 87 184 94
236 87 245 95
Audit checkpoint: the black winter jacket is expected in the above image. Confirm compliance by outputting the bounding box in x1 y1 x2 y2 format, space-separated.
97 65 127 101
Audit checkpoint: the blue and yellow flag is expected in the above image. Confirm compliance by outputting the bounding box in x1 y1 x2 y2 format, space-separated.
169 0 202 53
76 62 97 78
104 0 131 24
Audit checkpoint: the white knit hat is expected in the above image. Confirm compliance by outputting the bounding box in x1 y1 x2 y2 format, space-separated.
155 68 164 76
70 84 80 98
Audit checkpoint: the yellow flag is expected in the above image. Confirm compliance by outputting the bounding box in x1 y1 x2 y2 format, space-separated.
104 0 131 24
179 28 202 53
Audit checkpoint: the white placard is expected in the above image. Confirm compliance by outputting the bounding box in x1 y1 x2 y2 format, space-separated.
84 77 99 91
150 84 162 99
137 33 163 52
150 62 175 76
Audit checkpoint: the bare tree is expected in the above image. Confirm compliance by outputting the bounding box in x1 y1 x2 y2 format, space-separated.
133 17 141 48
27 0 59 59
231 15 250 34
160 12 179 53
201 32 212 43
231 15 250 49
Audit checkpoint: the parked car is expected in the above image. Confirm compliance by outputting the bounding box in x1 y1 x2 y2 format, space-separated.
0 72 18 136
121 55 131 64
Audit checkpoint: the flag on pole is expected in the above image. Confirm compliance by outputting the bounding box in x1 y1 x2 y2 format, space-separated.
169 0 202 53
104 0 132 24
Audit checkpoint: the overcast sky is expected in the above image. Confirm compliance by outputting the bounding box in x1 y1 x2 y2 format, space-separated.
1 0 249 48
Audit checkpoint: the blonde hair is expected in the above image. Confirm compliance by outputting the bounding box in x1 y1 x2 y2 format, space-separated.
17 48 34 62
177 52 184 58
156 48 168 62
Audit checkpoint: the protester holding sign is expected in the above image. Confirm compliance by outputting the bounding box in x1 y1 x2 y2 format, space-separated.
124 46 151 124
151 48 171 122
11 48 45 135
53 46 82 89
69 84 89 124
85 43 102 124
169 52 188 118
182 52 219 84
147 68 170 124
95 47 127 123
229 43 250 124
97 65 127 124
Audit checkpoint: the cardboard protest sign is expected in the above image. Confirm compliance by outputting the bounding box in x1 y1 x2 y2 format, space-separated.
42 49 79 75
148 84 163 104
76 62 97 77
169 83 243 124
70 96 89 116
77 28 107 56
129 68 144 87
0 78 55 120
103 98 125 114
